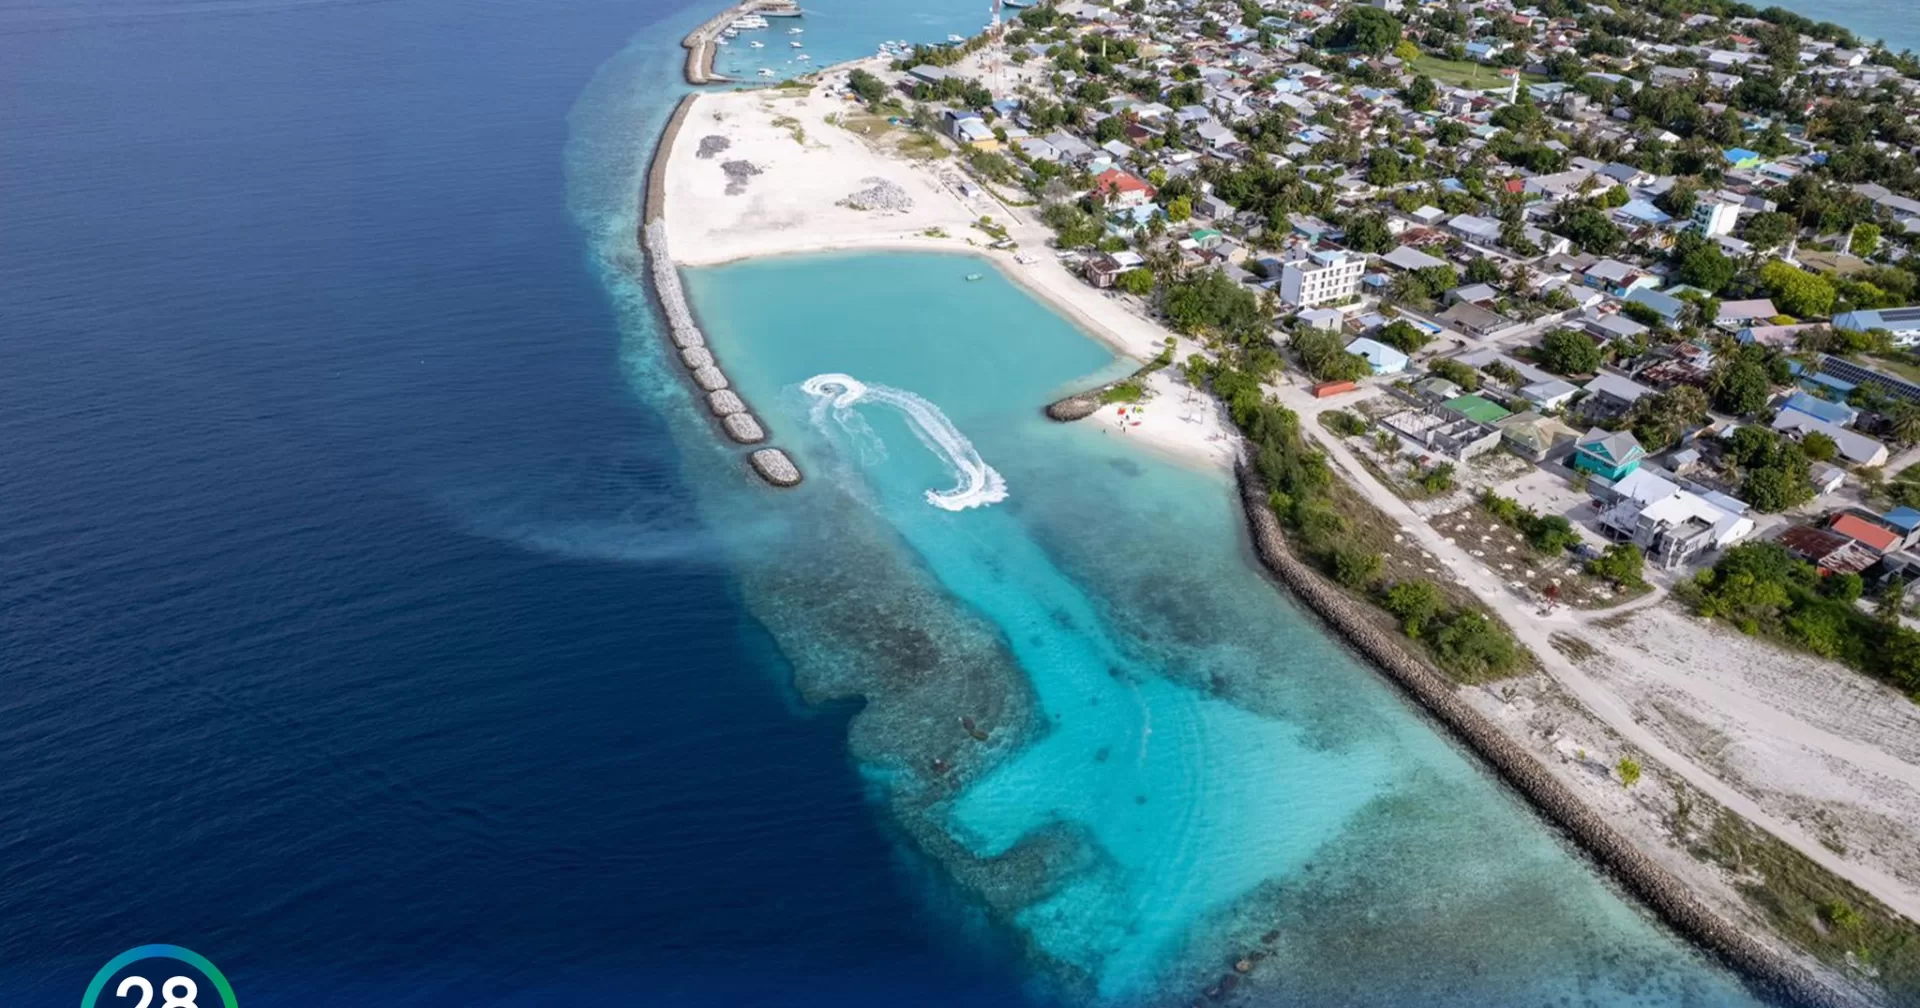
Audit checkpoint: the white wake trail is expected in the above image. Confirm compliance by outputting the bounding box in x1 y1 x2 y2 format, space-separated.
801 373 1008 511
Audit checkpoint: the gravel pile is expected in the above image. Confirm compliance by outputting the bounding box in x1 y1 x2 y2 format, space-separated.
721 159 762 195
696 135 731 159
838 176 913 213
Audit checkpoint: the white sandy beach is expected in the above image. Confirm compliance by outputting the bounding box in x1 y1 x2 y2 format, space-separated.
661 80 1231 467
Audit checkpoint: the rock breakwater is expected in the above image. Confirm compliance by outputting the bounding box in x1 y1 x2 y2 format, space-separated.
1231 459 1853 1008
641 94 801 486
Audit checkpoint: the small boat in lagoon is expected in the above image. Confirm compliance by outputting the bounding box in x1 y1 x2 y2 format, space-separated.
965 273 983 281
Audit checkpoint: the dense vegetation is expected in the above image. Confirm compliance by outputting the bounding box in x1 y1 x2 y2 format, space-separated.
1206 362 1522 682
1683 542 1920 696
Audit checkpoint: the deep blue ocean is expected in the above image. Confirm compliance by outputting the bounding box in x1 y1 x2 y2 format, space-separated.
0 0 1893 1004
0 0 1026 1004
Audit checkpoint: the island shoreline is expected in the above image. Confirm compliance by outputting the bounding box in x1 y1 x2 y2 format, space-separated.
1231 459 1853 1008
638 76 1855 1008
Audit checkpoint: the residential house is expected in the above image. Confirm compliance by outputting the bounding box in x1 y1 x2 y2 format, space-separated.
1830 512 1902 555
1280 249 1366 307
1572 427 1645 479
1717 298 1778 328
1498 411 1580 460
1594 468 1755 568
1626 287 1687 325
1771 410 1890 466
1780 525 1878 576
1344 337 1409 375
1519 379 1580 410
1580 259 1657 296
1083 250 1145 288
1092 169 1156 208
1834 306 1920 349
1777 391 1858 428
1692 198 1741 237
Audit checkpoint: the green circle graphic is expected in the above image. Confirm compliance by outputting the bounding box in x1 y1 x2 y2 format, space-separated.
81 946 237 1008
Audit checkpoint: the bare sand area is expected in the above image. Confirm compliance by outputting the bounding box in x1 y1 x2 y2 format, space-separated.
660 79 1231 467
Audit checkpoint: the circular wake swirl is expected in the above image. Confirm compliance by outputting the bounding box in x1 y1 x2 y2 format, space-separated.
801 373 1008 511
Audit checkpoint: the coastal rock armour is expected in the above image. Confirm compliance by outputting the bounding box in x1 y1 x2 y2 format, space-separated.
1230 459 1852 1008
750 448 801 486
681 345 715 369
691 365 729 392
721 412 766 444
1044 393 1102 422
707 389 746 416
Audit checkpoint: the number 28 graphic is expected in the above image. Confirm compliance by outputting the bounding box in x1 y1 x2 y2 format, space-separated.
82 946 236 1008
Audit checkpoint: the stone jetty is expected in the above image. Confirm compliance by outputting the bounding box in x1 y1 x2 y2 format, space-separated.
1043 343 1176 422
1231 459 1856 1008
750 448 802 486
640 93 801 486
682 0 803 85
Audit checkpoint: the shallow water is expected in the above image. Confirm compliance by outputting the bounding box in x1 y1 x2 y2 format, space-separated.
671 253 1765 1007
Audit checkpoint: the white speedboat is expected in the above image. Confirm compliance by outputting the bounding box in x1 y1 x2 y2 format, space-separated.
947 33 965 42
796 53 810 60
749 40 764 47
790 40 803 47
788 27 803 33
757 68 775 76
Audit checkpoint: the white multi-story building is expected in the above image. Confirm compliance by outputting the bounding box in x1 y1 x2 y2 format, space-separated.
1691 198 1740 237
1279 249 1365 308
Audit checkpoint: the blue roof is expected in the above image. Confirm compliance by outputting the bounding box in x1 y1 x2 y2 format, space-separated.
1618 199 1671 224
1626 287 1685 319
1835 307 1920 333
1781 391 1857 426
1723 147 1762 164
1807 372 1856 394
1884 506 1920 532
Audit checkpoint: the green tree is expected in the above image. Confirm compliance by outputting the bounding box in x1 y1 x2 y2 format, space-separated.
1759 260 1837 318
1319 6 1402 54
1741 211 1795 250
1740 464 1814 513
1851 223 1882 257
1630 385 1710 449
1800 431 1837 462
1291 327 1373 382
847 68 888 105
1430 358 1480 390
1166 196 1192 222
1678 243 1737 293
1164 269 1265 338
1465 257 1504 285
1428 610 1520 681
1383 580 1446 637
1335 549 1385 589
1710 360 1775 416
1617 757 1642 788
1117 267 1155 296
1538 329 1602 376
1587 543 1647 589
1404 74 1438 112
1378 319 1432 354
1343 213 1394 254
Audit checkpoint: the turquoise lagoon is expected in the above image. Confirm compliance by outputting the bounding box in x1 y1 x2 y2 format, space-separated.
564 2 1767 1002
678 253 1763 1007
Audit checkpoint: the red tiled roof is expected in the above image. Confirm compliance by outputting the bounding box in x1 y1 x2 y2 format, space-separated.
1094 169 1155 196
1830 513 1901 553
